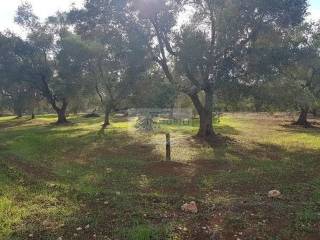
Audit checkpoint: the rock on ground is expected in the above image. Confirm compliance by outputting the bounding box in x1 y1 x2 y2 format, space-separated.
268 190 281 198
181 201 198 213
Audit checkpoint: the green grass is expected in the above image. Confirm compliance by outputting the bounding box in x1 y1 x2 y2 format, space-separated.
119 224 171 240
0 113 319 239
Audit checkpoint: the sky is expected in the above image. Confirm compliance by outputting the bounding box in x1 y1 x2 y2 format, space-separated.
0 0 84 33
309 0 320 20
0 0 319 34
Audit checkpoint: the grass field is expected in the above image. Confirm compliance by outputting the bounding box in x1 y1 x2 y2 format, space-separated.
0 113 319 240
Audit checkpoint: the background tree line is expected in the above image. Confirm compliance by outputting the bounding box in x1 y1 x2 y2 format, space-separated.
0 0 319 139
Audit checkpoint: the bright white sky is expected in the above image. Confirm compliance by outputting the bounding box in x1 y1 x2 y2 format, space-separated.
0 0 84 33
0 0 319 34
309 0 320 21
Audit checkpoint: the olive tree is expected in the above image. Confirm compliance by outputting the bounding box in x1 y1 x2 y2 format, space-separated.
69 0 149 129
131 0 307 139
7 3 91 123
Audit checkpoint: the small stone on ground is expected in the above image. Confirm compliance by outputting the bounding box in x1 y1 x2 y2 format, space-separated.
268 190 281 198
181 201 198 213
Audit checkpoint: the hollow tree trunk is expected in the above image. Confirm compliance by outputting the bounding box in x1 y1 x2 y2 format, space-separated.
295 107 310 127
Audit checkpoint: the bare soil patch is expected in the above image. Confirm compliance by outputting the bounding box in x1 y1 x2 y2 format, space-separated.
5 155 56 181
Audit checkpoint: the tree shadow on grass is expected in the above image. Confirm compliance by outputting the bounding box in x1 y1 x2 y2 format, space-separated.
215 124 241 136
3 126 173 239
279 123 320 137
3 117 320 240
203 140 320 188
186 140 320 240
89 122 320 240
0 117 32 129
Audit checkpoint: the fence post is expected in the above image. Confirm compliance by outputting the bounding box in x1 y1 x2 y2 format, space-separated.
166 133 171 161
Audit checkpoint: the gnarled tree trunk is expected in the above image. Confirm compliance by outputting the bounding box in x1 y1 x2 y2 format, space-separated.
102 104 111 130
198 110 215 138
40 76 69 124
295 107 310 127
189 91 216 139
52 98 69 124
56 108 68 124
102 111 110 129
